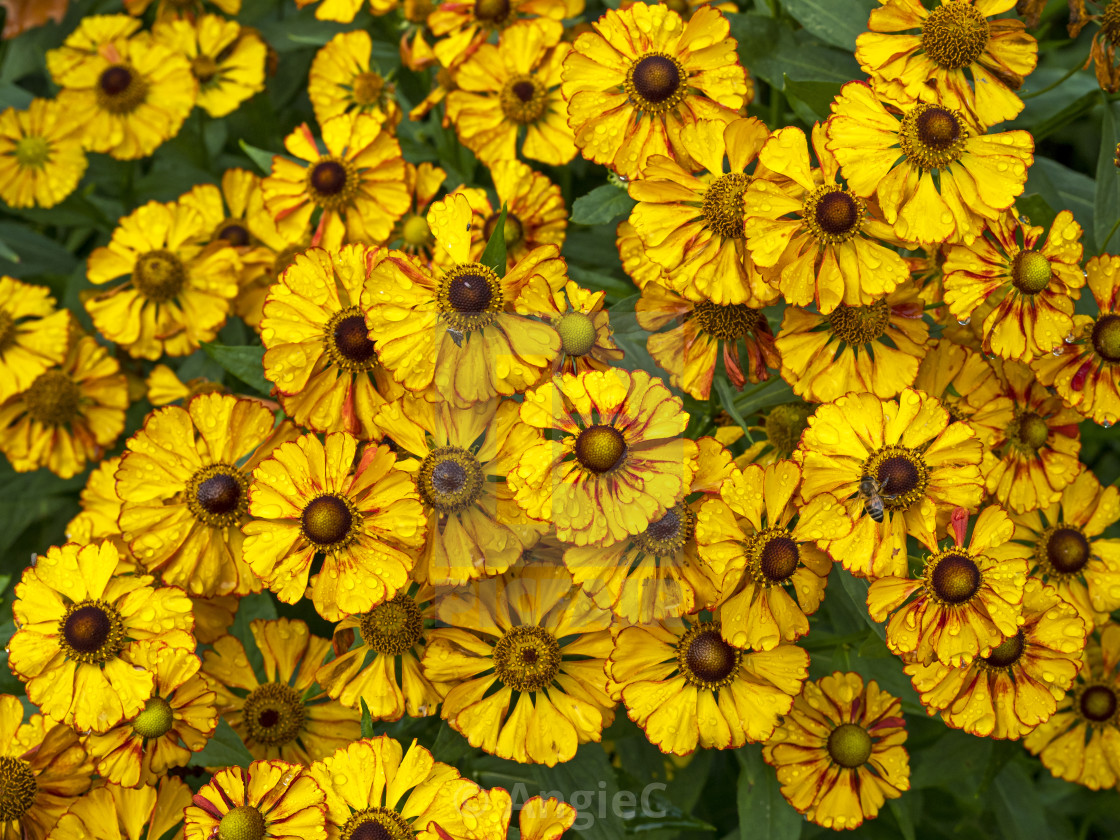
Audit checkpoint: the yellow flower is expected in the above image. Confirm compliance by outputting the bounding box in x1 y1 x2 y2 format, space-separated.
564 436 733 624
628 117 773 306
561 2 751 179
85 198 241 359
722 402 816 469
363 194 562 407
942 210 1086 360
1030 254 1120 425
184 759 328 840
458 791 576 840
856 0 1038 127
243 431 426 621
446 20 575 167
190 593 238 645
8 540 195 732
86 644 217 787
316 586 447 721
796 388 984 578
867 505 1030 666
50 16 197 159
610 614 808 754
390 162 446 261
66 455 129 559
0 98 87 209
776 284 930 403
763 672 909 831
116 393 297 597
262 113 409 250
512 368 698 547
429 0 583 70
261 244 403 439
0 332 128 479
743 123 910 313
825 81 1033 244
524 279 624 376
310 736 485 840
906 578 1087 740
696 460 848 651
1008 466 1120 629
912 337 999 425
47 778 192 840
153 13 267 117
0 275 69 404
293 0 390 23
1024 622 1120 789
374 395 546 585
145 363 225 407
616 218 667 290
422 563 615 766
0 694 92 840
308 30 401 129
202 618 360 764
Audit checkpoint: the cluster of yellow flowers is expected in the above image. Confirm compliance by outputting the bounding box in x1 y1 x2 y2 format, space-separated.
1 0 1120 837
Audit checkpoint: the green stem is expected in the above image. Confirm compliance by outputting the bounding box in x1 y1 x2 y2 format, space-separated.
1100 215 1120 255
1022 57 1087 99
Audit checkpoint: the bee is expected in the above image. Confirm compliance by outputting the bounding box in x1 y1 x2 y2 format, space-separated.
857 474 890 523
446 327 465 347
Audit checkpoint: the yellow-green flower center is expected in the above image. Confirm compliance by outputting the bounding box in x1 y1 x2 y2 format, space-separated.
677 621 741 688
438 263 504 333
1091 313 1120 362
132 695 175 739
827 723 872 768
59 600 125 664
484 211 524 247
325 307 379 372
417 445 485 514
24 370 80 426
701 173 751 240
342 807 414 840
574 424 627 474
493 625 562 692
632 502 695 557
900 104 969 170
219 805 266 840
982 630 1025 670
301 493 359 549
500 76 548 124
920 2 990 70
692 299 762 341
14 135 49 168
359 593 424 656
556 311 598 357
1079 684 1118 723
0 757 37 822
243 682 307 747
1043 526 1090 575
804 185 865 245
929 552 981 605
625 52 687 114
352 71 385 106
97 63 148 114
134 249 186 303
400 214 431 248
188 463 249 528
1012 250 1052 294
1007 411 1049 451
828 298 890 345
763 402 814 458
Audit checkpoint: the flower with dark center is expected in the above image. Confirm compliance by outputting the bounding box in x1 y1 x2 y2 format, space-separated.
23 370 80 426
242 683 307 748
756 533 800 583
1091 313 1120 362
862 444 930 513
0 757 38 823
358 594 424 656
827 723 873 768
625 52 687 113
500 76 548 124
474 0 511 24
920 2 990 69
632 502 696 557
929 552 982 604
416 446 485 515
131 695 175 739
700 173 750 239
191 55 220 86
216 220 251 247
828 299 890 346
1079 684 1118 723
58 600 125 664
692 300 762 341
677 621 742 688
187 463 249 528
97 64 148 114
1011 250 1052 294
301 494 358 548
352 72 385 106
306 158 357 210
574 424 627 474
899 104 968 170
492 625 562 692
981 630 1025 670
1040 526 1091 576
1004 410 1050 454
804 185 865 245
437 263 503 333
133 249 186 303
341 808 414 840
324 307 378 372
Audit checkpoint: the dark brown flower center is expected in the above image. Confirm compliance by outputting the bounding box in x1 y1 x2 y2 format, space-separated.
474 0 510 23
759 536 800 582
97 64 147 114
920 2 990 70
100 65 133 95
574 424 627 474
448 273 492 313
1092 313 1120 362
681 627 739 685
0 757 37 822
217 222 251 247
416 446 485 514
827 723 872 768
301 494 355 547
198 473 241 515
63 604 116 655
219 805 265 840
692 300 762 341
333 314 376 364
815 191 859 236
342 808 413 840
1011 250 1052 295
24 370 80 426
1047 527 1090 575
983 631 1025 669
631 55 681 104
1080 685 1118 722
242 682 306 747
134 249 186 303
916 107 962 150
311 160 348 196
931 553 981 604
877 455 920 496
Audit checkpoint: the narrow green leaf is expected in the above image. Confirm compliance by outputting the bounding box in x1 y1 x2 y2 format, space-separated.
360 699 375 739
479 203 507 277
1030 92 1099 143
0 238 20 264
993 761 1049 840
783 76 843 122
1096 98 1120 251
735 744 802 840
714 377 754 440
833 567 886 640
193 718 253 768
570 184 635 226
239 138 276 174
1016 193 1058 232
728 13 861 88
202 343 272 396
432 722 476 765
887 798 917 840
779 0 876 51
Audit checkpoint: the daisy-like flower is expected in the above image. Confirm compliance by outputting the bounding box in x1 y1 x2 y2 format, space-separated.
825 81 1033 244
0 694 91 840
262 113 409 250
721 402 816 468
616 218 667 291
428 0 583 70
1031 254 1120 426
524 279 623 376
374 395 546 586
189 593 238 645
310 736 485 840
776 284 929 403
66 455 128 553
85 644 217 787
627 117 774 306
8 540 195 732
50 18 196 159
362 194 562 407
117 393 297 598
153 14 267 118
458 791 576 840
743 123 910 313
45 14 143 82
390 162 445 261
868 505 1030 666
796 388 984 579
243 431 427 621
563 436 732 625
512 368 698 547
85 198 241 359
1008 466 1120 629
942 210 1085 360
316 586 446 721
906 578 1087 740
308 30 401 129
610 614 809 755
696 459 848 651
261 245 403 439
202 619 360 764
0 332 128 479
912 338 999 426
184 759 328 840
446 19 575 167
855 0 1037 127
46 778 192 840
0 98 87 209
422 564 615 766
561 2 751 179
0 275 69 405
763 672 909 831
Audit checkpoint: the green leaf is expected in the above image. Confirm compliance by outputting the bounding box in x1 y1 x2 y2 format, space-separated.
229 592 277 678
993 761 1049 840
432 721 476 765
1016 193 1058 232
779 0 876 51
1096 98 1120 252
735 744 802 840
480 203 507 277
910 729 992 791
193 717 253 768
782 76 843 122
1030 92 1099 143
887 797 917 840
239 138 276 174
729 14 861 89
1028 157 1097 254
360 699 375 739
833 567 886 641
201 343 272 395
570 184 635 226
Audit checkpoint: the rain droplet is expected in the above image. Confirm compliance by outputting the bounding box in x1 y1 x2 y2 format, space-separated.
957 317 971 326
